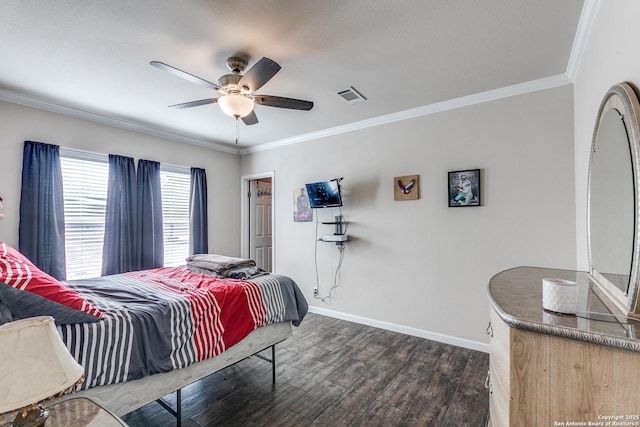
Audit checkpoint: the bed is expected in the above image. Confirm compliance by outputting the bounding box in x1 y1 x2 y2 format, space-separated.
0 243 308 425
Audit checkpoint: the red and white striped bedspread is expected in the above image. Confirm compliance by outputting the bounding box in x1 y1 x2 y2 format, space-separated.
58 266 307 391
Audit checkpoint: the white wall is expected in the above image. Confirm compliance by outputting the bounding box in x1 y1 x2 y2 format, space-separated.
574 1 640 270
0 100 240 256
0 50 583 350
241 85 576 347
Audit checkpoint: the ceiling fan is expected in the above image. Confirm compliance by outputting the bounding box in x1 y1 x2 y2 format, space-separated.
150 56 313 125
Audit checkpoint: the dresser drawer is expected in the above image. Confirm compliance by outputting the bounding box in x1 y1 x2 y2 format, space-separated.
488 363 511 427
489 308 510 391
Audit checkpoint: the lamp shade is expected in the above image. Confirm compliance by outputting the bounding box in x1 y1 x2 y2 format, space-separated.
217 94 254 118
0 316 84 413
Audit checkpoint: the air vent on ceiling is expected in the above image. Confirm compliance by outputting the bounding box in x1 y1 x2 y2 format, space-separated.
337 86 366 104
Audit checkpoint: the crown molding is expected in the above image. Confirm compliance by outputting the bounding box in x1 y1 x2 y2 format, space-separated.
0 88 238 155
566 0 600 80
242 74 573 155
0 73 574 157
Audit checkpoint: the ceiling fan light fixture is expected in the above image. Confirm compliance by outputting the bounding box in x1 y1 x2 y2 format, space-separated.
152 56 312 129
218 93 254 119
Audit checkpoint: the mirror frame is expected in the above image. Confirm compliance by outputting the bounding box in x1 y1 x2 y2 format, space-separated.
588 82 640 317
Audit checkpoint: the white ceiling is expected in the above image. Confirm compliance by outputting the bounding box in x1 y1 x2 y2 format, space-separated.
0 0 589 153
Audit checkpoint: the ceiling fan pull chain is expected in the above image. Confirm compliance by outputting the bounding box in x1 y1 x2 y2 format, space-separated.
235 118 240 154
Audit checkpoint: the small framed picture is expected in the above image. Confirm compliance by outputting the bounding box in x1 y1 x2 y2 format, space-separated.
394 175 419 201
448 169 481 207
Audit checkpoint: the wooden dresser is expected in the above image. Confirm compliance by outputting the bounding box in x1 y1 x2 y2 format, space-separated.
487 267 640 427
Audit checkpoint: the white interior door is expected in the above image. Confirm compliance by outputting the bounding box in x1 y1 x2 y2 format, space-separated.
249 179 272 271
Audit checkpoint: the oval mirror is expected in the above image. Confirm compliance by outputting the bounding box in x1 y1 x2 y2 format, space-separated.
588 83 640 316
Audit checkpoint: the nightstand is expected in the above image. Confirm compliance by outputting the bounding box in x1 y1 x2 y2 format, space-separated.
46 397 128 427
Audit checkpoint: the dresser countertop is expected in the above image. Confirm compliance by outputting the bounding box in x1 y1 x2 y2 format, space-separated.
46 397 128 427
488 266 640 352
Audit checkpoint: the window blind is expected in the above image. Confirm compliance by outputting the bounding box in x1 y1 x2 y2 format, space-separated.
160 166 190 267
60 151 109 280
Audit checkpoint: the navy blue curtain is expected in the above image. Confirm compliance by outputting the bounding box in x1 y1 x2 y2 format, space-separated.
102 155 137 276
189 167 208 255
136 159 163 270
19 141 67 280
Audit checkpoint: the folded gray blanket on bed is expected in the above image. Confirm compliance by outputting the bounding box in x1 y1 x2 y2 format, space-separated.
186 253 257 276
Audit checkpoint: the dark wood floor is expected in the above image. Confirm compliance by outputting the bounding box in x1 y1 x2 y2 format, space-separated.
122 313 489 427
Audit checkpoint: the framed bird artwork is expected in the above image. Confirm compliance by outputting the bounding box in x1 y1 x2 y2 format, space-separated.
394 175 419 201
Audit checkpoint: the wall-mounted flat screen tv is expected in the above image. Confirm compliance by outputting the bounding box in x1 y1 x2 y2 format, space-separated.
305 180 343 208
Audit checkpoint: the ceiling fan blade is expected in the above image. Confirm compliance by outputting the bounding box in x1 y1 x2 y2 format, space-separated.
150 61 220 90
168 98 218 109
237 57 281 93
254 95 313 111
241 110 259 125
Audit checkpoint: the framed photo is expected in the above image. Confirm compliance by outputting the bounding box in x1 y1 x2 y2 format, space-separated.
394 174 419 201
448 169 481 207
293 187 313 222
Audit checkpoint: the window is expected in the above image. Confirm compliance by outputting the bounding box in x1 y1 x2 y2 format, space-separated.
160 166 190 267
60 150 109 280
60 150 192 278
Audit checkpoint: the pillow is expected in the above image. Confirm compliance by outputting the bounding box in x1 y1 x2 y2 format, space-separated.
0 242 103 324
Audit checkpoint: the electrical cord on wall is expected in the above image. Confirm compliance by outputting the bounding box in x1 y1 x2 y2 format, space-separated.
337 206 349 235
313 207 346 301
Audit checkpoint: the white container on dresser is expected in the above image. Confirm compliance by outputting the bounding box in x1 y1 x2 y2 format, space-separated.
487 267 640 427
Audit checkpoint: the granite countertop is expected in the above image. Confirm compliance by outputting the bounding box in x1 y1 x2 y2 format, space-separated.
488 266 640 352
46 397 128 426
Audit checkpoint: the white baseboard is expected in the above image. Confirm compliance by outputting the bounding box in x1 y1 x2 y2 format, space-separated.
307 306 490 353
